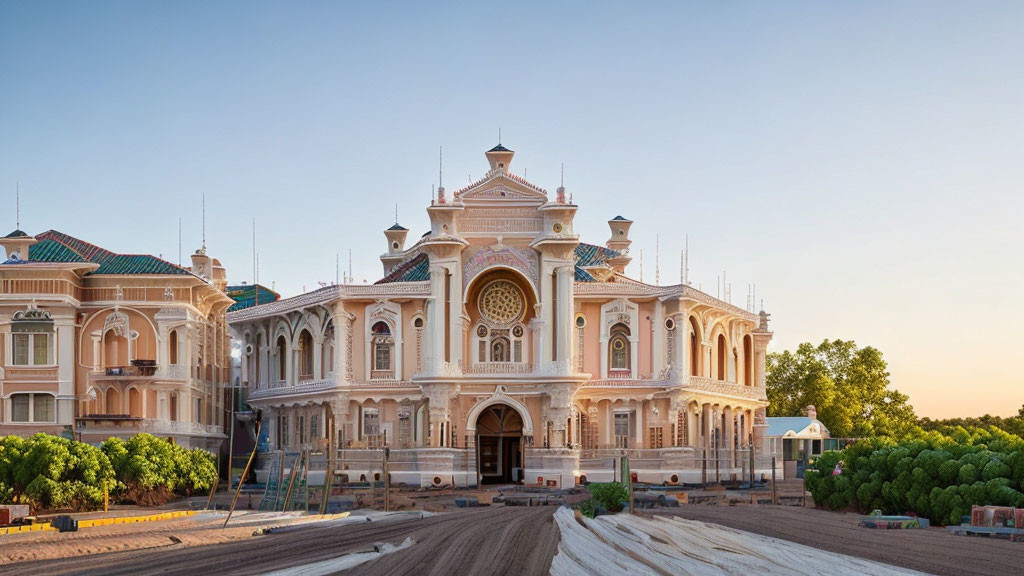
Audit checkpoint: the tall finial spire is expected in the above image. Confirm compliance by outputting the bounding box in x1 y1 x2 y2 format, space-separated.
178 218 182 266
560 163 564 188
655 234 660 285
15 181 19 230
439 146 443 188
395 203 399 224
498 127 502 145
201 193 206 251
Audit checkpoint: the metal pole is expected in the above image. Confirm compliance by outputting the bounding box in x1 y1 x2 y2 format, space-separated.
227 383 236 490
749 433 755 488
625 452 634 514
224 421 262 528
771 455 777 505
383 447 391 512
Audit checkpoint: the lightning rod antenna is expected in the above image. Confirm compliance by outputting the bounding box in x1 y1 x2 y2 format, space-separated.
655 234 660 285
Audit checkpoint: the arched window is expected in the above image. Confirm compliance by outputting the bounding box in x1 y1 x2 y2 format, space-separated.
323 322 335 376
276 335 288 381
371 321 393 375
106 388 121 414
743 335 753 386
689 317 700 377
491 337 510 362
609 323 630 373
298 330 314 380
169 393 178 421
12 308 54 366
717 334 727 381
169 329 179 364
129 387 142 416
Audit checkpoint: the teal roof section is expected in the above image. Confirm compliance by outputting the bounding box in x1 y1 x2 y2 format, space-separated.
376 253 429 284
8 230 192 276
28 239 86 263
227 284 281 311
377 243 620 284
92 254 189 275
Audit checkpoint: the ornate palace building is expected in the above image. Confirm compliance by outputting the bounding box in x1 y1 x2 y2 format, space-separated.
230 144 773 486
0 230 233 450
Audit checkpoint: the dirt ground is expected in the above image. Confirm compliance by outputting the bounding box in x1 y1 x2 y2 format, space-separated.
10 506 560 576
660 504 1024 576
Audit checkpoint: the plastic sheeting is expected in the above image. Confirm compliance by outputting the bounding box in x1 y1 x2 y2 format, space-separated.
551 508 930 576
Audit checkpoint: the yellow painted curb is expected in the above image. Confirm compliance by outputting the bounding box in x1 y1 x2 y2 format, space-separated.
1 510 198 536
77 510 197 528
0 523 57 535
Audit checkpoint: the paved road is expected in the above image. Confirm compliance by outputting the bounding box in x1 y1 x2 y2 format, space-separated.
13 506 559 576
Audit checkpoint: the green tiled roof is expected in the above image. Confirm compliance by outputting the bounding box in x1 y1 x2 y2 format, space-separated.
92 254 189 275
574 243 620 282
11 230 191 276
28 239 86 263
376 253 429 284
376 244 620 284
227 284 281 311
575 243 619 268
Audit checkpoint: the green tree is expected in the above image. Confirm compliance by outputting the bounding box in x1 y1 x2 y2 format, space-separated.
767 339 916 438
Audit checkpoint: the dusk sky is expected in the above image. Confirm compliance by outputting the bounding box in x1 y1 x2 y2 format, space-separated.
2 1 1021 418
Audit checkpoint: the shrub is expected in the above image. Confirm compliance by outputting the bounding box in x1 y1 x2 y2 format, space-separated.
102 434 217 505
0 434 115 510
806 426 1024 525
576 498 600 519
586 482 629 513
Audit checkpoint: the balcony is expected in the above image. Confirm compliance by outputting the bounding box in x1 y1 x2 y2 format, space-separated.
463 362 534 375
90 361 188 382
370 370 395 380
74 416 224 437
686 376 765 400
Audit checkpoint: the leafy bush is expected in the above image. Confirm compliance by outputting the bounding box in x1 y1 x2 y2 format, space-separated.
576 498 600 519
805 426 1024 525
102 434 217 505
0 434 115 510
0 432 217 511
586 482 629 513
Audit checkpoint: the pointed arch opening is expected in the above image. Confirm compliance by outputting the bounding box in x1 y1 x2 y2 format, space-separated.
717 334 727 381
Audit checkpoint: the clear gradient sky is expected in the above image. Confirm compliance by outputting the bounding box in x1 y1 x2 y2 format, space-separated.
2 2 1022 418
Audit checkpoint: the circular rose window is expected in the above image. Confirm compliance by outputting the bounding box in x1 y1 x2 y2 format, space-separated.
478 280 525 325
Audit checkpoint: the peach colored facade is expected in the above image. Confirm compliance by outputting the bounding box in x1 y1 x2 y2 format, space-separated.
0 231 233 450
230 144 773 486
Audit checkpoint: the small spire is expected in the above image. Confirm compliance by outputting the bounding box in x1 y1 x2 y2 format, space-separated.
560 163 564 188
439 146 443 188
201 193 207 251
395 203 399 224
15 181 19 230
498 127 502 145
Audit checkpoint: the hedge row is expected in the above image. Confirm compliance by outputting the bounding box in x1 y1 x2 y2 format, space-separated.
805 426 1024 525
0 433 217 511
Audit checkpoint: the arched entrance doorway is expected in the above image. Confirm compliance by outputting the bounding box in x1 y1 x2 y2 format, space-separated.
476 404 523 484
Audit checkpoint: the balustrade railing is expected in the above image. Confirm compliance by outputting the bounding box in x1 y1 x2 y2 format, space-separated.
463 362 534 374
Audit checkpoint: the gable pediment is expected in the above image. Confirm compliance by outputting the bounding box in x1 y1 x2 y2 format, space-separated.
456 172 548 204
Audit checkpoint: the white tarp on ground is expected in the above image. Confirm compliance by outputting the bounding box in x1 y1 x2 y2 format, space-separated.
551 508 930 576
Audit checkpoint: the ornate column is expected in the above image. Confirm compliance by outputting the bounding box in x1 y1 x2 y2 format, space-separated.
652 302 664 375
555 266 573 365
312 334 323 380
425 264 447 373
